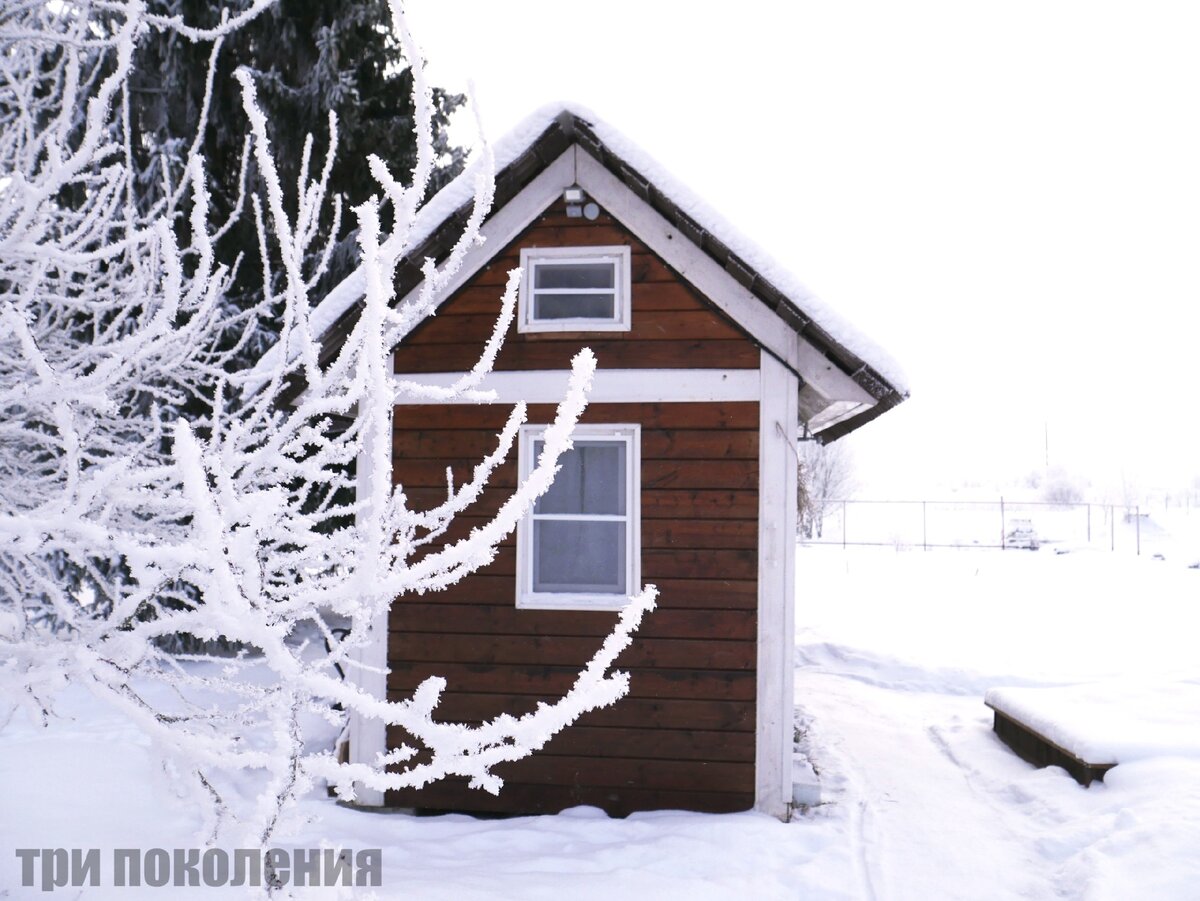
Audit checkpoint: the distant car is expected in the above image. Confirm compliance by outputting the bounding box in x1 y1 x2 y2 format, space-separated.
1005 518 1038 550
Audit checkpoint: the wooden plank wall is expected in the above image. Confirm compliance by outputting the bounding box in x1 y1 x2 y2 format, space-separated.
392 203 759 374
383 197 764 816
386 402 759 816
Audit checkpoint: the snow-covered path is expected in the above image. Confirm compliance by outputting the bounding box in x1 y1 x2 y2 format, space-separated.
799 673 1062 900
795 545 1200 901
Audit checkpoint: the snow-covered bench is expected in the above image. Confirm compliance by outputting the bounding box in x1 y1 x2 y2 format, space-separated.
984 694 1115 785
985 682 1200 786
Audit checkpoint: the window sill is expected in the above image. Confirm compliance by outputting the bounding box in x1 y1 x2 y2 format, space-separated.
516 593 635 612
517 318 632 334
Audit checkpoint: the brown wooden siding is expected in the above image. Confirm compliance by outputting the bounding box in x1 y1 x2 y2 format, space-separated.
391 203 760 374
385 402 759 816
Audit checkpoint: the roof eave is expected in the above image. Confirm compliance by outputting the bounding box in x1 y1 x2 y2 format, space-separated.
299 110 907 438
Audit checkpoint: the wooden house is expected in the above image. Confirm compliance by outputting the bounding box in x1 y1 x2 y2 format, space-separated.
327 106 907 819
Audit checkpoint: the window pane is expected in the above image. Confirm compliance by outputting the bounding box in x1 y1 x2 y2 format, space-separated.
533 520 626 594
533 293 615 320
535 440 625 515
534 261 615 290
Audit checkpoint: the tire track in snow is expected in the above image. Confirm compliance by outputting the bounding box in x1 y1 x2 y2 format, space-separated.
799 696 886 900
923 721 1102 900
850 798 881 901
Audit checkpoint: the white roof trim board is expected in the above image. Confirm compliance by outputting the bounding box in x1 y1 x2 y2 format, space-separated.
246 102 907 436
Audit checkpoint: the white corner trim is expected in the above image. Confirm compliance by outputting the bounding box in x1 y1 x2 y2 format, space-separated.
346 399 393 807
392 368 760 404
755 350 798 820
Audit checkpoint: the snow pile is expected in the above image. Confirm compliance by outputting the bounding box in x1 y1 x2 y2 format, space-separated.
0 675 856 899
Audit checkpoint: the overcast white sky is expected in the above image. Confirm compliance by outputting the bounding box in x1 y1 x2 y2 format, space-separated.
402 0 1200 499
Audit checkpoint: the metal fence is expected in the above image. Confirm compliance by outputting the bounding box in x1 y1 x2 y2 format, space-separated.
800 499 1192 555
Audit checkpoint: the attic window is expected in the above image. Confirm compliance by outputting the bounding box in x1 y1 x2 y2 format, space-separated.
518 246 631 332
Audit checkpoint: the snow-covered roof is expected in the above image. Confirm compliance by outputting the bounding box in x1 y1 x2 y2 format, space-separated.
249 102 908 438
572 105 906 391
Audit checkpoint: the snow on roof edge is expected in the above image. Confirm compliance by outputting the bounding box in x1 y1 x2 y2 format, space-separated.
245 101 909 397
571 103 908 395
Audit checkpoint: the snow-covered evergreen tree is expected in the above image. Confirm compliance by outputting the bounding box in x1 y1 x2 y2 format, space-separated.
0 0 653 846
129 0 463 365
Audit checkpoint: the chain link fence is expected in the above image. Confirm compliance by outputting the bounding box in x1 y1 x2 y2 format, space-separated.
799 499 1198 555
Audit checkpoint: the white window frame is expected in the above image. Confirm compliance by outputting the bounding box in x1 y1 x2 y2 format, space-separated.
516 423 641 611
518 245 632 332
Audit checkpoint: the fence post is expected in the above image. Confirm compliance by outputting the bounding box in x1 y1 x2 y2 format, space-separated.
922 500 928 551
1000 496 1006 550
1136 506 1141 556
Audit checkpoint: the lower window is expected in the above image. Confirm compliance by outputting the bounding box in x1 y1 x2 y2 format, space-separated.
516 423 641 610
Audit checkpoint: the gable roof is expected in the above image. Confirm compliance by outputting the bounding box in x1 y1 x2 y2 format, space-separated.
249 103 907 441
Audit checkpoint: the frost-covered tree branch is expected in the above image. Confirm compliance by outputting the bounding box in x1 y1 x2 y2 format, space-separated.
0 0 653 846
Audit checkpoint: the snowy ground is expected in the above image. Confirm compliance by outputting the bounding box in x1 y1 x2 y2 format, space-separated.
3 544 1200 899
796 546 1200 901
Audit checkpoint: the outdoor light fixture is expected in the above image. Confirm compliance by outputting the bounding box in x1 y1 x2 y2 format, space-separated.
563 185 586 218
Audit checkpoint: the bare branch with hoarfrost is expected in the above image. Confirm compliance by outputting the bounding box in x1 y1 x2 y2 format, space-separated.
0 0 651 847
